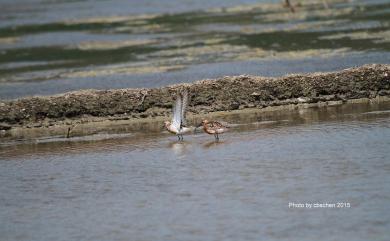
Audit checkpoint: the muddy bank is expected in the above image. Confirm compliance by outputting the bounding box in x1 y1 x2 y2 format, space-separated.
0 64 389 131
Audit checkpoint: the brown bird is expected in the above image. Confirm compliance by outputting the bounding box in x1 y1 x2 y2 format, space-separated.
198 119 229 140
283 0 295 12
283 0 329 12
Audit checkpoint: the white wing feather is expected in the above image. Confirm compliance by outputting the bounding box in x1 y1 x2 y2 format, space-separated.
180 90 188 127
172 93 182 130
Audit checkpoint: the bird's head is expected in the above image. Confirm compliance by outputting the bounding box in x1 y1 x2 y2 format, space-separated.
196 119 208 128
164 121 171 129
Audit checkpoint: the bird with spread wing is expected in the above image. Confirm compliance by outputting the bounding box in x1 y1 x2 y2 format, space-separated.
164 90 193 140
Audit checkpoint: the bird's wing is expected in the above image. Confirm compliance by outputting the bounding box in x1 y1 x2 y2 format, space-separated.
210 121 229 129
180 90 188 127
172 93 182 129
214 121 230 128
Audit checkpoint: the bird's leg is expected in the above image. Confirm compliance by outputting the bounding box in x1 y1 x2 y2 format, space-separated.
66 127 71 138
284 0 295 12
66 123 77 138
216 133 219 140
180 134 183 141
177 135 180 141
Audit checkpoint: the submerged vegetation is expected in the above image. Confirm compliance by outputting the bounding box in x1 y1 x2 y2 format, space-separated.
0 0 389 84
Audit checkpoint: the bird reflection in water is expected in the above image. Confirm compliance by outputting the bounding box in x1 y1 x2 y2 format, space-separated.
168 141 192 156
202 140 226 149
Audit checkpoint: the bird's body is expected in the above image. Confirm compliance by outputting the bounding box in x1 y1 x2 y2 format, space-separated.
283 0 329 12
164 90 192 140
165 124 192 136
200 120 229 140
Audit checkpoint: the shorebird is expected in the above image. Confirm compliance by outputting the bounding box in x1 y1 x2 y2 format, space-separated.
283 0 329 12
284 0 296 12
198 119 229 140
164 90 193 141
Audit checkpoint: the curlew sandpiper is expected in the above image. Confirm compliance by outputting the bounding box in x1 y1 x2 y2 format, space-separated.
198 119 229 140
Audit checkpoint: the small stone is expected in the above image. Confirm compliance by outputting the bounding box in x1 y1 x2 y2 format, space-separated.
230 102 240 110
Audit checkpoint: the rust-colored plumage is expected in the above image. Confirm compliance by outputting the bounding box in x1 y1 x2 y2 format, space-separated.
200 119 229 140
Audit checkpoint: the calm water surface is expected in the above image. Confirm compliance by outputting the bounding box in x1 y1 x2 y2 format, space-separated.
0 0 389 99
1 102 390 240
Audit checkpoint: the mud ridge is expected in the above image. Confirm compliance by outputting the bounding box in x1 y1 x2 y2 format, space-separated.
0 64 389 131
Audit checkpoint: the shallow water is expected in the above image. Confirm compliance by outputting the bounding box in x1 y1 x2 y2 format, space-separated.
0 0 389 99
1 101 390 240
